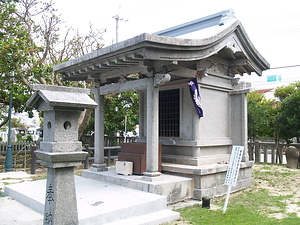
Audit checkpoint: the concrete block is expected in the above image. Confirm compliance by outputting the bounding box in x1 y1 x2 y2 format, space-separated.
116 161 133 176
162 162 254 200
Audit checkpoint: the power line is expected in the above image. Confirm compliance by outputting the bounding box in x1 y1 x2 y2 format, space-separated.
268 65 300 70
253 28 300 40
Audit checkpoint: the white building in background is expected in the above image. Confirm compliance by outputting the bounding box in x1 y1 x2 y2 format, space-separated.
0 110 41 142
0 131 7 142
256 88 276 100
239 64 300 100
254 75 282 100
12 110 40 128
239 73 286 100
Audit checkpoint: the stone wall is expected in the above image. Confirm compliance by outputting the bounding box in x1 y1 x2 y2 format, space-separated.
162 161 254 200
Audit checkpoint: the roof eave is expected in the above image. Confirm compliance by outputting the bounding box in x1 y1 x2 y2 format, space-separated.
53 19 270 80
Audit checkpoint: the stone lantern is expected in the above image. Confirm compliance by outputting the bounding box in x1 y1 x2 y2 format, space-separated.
26 84 97 225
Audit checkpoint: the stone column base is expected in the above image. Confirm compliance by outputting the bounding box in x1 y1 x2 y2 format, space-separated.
90 163 108 172
143 171 161 178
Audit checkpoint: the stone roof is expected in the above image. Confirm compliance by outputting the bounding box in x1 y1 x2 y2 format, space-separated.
53 10 269 85
26 84 97 110
154 9 236 37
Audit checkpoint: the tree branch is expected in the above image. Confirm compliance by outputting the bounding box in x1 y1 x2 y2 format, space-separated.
0 117 9 129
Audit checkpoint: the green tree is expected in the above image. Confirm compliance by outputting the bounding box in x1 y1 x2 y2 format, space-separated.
247 82 300 143
274 87 300 142
274 81 300 101
83 91 139 137
247 91 276 141
11 117 26 128
104 91 139 136
0 0 106 139
16 133 22 142
26 134 33 142
0 102 9 129
0 1 37 113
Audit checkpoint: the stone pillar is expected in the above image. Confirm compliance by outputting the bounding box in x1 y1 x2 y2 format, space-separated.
139 90 145 139
144 77 161 177
91 85 107 171
240 92 249 162
231 90 249 162
44 167 78 224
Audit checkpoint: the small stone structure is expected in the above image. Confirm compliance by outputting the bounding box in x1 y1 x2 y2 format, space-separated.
286 146 300 169
26 84 97 224
53 9 269 200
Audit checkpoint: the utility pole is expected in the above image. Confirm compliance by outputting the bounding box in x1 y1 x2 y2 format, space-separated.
5 73 13 172
112 14 128 43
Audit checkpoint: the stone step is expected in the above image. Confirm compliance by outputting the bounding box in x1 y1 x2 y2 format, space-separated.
5 179 45 214
4 175 180 225
82 167 193 204
105 209 179 225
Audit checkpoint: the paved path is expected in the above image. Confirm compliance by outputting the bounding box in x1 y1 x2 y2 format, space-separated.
0 172 43 225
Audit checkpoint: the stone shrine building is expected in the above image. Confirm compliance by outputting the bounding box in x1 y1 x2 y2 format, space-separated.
53 9 269 200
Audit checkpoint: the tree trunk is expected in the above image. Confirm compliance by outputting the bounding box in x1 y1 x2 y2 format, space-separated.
274 133 282 164
78 108 93 140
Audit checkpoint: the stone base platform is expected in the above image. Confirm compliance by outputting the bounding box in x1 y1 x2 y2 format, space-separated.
162 153 231 166
82 168 194 204
162 161 254 200
4 175 180 225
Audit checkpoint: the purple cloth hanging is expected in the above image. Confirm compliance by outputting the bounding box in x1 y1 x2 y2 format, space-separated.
188 78 204 118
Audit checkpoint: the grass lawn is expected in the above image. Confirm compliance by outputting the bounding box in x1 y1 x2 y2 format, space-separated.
171 164 300 225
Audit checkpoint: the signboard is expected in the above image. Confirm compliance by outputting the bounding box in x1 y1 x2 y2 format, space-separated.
224 145 244 187
223 145 244 214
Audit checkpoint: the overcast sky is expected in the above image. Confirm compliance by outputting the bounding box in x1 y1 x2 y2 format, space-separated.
53 0 300 89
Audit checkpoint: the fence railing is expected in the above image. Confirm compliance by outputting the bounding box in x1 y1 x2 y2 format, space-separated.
0 136 136 173
0 142 32 155
104 136 136 146
248 141 300 164
0 136 137 155
2 139 298 170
